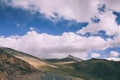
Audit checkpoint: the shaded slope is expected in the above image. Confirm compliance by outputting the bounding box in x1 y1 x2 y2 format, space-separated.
68 58 120 80
46 56 120 80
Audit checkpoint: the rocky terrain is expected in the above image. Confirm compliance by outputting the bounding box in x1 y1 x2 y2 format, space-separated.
0 47 120 80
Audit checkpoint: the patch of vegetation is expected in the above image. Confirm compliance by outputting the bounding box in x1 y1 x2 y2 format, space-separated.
68 58 120 80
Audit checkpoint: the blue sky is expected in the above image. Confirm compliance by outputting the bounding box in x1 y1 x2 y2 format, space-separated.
0 0 120 60
0 4 88 36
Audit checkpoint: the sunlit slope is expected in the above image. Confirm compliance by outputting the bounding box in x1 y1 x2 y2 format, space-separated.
0 47 43 80
0 47 57 69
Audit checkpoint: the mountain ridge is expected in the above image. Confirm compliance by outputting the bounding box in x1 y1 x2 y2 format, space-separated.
0 47 120 80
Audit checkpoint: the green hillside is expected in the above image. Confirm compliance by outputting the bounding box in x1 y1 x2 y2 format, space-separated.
66 58 120 80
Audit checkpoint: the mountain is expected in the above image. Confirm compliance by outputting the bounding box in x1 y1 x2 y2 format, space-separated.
46 56 120 80
66 58 120 80
0 47 120 80
45 55 82 63
0 47 83 80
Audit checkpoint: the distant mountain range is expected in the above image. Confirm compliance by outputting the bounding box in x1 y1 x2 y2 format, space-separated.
0 47 120 80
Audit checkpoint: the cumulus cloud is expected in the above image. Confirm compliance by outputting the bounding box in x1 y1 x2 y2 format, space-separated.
0 30 112 59
107 57 120 61
75 1 120 36
0 30 119 60
77 10 120 35
2 0 100 22
109 51 119 57
109 34 120 48
91 53 101 58
106 51 120 61
4 0 120 22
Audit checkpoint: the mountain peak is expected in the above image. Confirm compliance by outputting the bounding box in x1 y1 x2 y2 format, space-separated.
67 55 74 58
67 55 83 62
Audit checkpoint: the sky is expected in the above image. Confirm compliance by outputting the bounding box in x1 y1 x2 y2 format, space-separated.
0 0 120 61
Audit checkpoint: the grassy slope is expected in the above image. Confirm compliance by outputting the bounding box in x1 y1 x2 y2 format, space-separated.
66 58 120 80
45 57 120 80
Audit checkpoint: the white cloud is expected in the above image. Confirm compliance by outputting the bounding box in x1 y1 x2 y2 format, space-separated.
74 1 120 36
77 11 120 35
2 0 101 22
0 30 112 59
91 53 101 58
106 51 120 61
29 27 35 31
106 57 120 61
102 0 120 11
0 30 120 60
109 51 119 57
109 33 120 48
16 23 20 27
3 0 120 22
